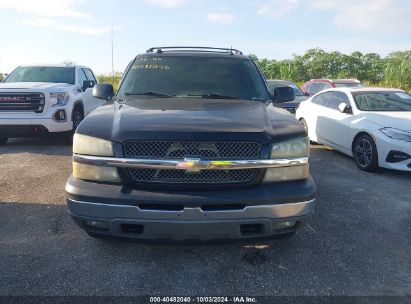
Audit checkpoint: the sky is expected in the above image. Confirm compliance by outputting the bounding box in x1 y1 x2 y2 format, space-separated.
0 0 410 75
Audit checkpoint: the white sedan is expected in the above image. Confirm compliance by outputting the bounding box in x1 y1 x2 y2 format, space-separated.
296 87 411 172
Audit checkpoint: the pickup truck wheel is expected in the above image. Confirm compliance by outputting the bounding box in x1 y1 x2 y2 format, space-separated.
353 134 379 172
0 137 8 145
72 107 84 130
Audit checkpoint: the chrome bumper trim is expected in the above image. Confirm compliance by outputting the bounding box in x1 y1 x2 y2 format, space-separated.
67 199 315 221
73 154 308 171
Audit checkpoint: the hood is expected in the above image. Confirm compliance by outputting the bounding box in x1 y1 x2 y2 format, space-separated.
0 82 71 91
78 97 306 143
362 112 411 131
279 96 308 108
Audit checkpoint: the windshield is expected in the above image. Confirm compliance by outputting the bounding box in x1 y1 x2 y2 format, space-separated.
4 66 75 84
118 56 270 101
335 82 364 88
267 82 304 96
353 91 411 111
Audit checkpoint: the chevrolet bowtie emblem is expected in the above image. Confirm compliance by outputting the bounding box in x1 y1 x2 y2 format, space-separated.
176 158 202 174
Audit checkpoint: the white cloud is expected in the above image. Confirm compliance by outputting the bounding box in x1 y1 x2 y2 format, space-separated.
207 13 235 25
313 0 411 34
22 17 122 35
0 0 89 18
144 0 185 8
258 0 301 19
257 0 411 34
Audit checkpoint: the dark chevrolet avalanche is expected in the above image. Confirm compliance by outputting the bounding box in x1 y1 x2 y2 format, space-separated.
65 47 316 241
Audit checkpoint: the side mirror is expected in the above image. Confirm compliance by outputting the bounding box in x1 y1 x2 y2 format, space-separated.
273 86 295 103
338 102 352 114
92 83 114 100
82 80 96 91
304 92 310 97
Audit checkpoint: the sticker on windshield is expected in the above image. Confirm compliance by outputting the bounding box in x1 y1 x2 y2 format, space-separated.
131 64 170 70
395 92 411 99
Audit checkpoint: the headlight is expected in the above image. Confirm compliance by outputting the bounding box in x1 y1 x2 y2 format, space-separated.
73 134 119 182
270 137 310 158
380 128 411 142
264 137 310 183
73 134 114 156
73 162 120 183
50 92 69 106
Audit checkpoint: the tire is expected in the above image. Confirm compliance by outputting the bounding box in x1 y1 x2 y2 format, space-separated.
63 106 84 145
0 137 8 145
72 106 84 131
353 134 379 172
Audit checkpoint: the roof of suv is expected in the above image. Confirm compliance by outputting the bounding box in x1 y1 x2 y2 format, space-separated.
138 46 249 59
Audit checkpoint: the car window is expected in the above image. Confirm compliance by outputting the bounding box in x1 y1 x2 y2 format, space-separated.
118 56 270 101
4 66 75 84
353 91 411 111
77 69 88 89
311 92 329 107
83 69 96 82
308 83 329 94
328 92 350 110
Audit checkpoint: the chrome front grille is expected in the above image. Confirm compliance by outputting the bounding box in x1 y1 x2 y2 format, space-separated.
123 141 261 185
0 93 45 113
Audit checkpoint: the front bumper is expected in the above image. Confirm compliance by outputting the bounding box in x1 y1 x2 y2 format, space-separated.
0 118 73 136
66 175 316 241
376 135 411 172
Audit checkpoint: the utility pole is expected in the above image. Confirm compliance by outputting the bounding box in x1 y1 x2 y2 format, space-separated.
111 21 114 86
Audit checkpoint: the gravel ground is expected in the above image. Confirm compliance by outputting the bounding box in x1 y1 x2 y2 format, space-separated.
0 137 410 297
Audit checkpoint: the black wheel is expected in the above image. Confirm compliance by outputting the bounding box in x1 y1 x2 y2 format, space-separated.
353 134 379 172
72 106 84 131
0 137 8 145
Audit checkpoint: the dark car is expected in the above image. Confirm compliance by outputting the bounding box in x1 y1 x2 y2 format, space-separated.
267 80 309 113
301 79 364 96
65 47 316 242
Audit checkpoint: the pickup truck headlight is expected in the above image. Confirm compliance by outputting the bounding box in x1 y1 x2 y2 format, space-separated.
73 134 120 183
264 137 310 182
50 92 69 106
380 128 411 142
73 134 114 156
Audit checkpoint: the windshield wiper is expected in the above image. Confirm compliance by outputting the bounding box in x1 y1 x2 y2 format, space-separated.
124 91 174 98
187 93 240 100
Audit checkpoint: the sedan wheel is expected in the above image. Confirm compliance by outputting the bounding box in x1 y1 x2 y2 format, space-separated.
353 135 378 172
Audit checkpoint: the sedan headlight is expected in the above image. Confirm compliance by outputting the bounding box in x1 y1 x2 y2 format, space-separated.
73 134 114 156
50 92 69 106
73 134 120 183
380 128 411 142
264 137 310 183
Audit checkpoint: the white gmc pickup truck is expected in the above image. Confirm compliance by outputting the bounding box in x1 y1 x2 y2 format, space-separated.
0 64 106 144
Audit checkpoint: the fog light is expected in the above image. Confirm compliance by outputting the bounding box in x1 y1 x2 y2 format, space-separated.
386 151 410 163
85 220 108 230
53 110 66 122
273 221 296 230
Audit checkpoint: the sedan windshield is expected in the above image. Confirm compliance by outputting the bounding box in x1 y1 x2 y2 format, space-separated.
353 91 411 111
4 66 75 84
118 56 270 101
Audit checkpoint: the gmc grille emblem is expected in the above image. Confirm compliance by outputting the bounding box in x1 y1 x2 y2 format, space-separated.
0 96 26 103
